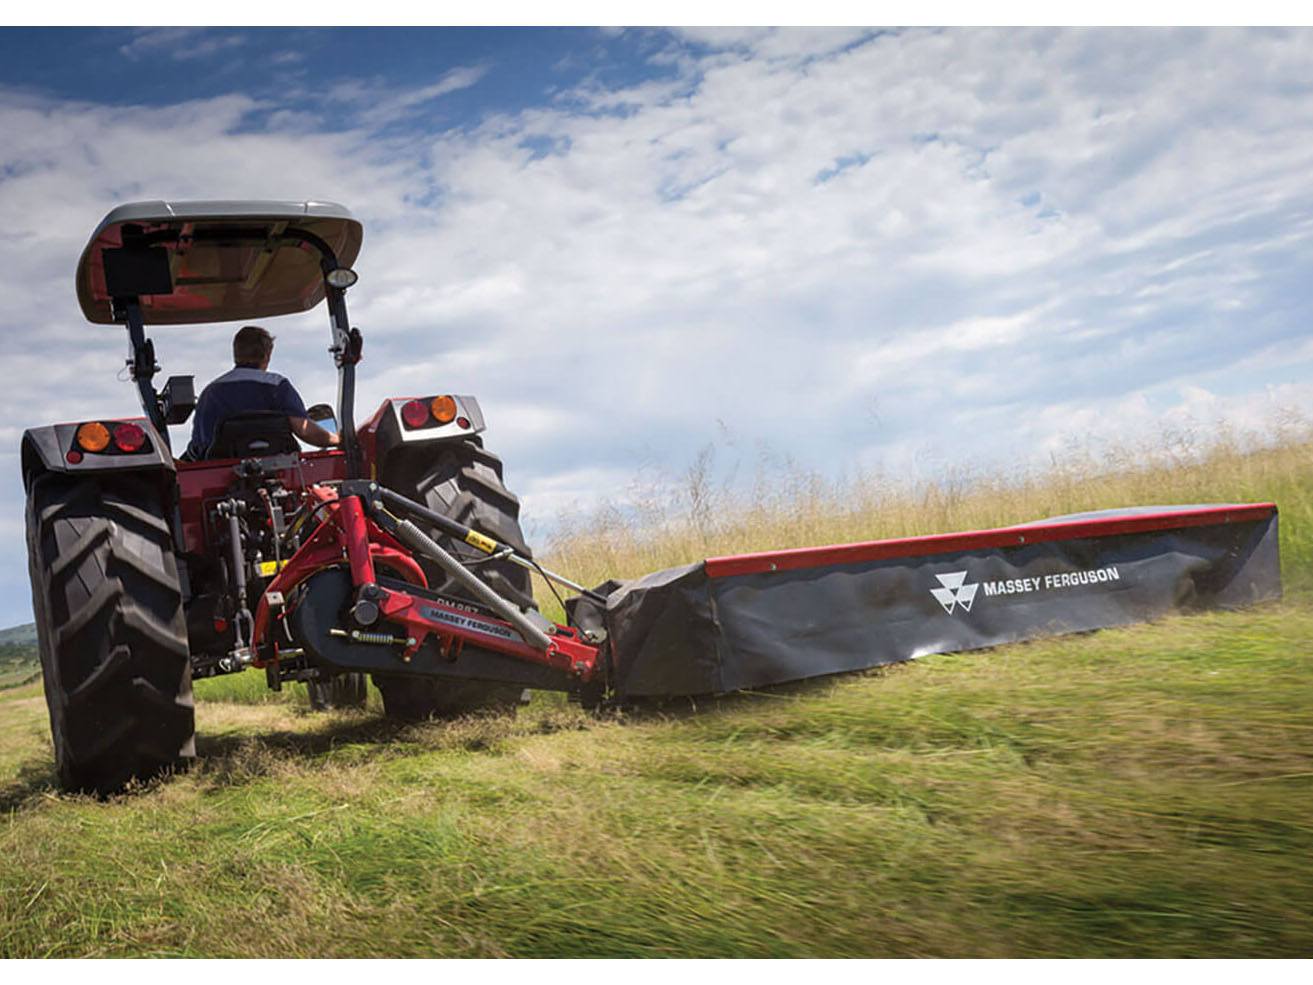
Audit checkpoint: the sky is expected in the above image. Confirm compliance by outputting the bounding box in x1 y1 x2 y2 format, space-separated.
0 25 1311 626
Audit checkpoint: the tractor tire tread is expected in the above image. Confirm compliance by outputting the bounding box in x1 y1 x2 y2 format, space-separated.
375 440 536 719
26 472 194 795
307 673 368 711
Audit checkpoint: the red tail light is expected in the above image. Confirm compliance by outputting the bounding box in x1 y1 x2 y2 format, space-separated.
401 399 430 429
113 421 146 453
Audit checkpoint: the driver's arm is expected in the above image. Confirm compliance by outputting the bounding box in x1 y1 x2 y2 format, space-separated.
289 416 341 448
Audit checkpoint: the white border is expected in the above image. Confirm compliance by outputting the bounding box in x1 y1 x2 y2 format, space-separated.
6 2 1313 28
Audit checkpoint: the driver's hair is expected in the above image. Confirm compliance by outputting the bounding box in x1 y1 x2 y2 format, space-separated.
233 325 275 368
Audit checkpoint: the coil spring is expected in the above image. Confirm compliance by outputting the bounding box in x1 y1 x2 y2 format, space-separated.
351 630 399 645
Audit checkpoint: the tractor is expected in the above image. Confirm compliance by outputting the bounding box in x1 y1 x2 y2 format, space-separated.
21 201 607 795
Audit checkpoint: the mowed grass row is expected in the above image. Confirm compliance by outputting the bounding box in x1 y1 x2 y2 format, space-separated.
0 423 1309 956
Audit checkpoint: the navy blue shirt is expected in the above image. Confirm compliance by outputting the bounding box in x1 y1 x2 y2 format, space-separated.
185 366 308 459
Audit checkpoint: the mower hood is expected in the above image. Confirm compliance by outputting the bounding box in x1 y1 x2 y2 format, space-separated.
77 200 363 326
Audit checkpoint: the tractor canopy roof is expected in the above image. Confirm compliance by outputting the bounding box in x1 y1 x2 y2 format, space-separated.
77 200 363 326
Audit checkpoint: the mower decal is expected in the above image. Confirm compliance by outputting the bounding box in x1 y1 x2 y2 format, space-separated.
429 594 485 616
930 572 978 614
464 530 498 554
980 576 1043 596
978 565 1122 600
419 604 524 644
258 559 289 577
934 565 1124 615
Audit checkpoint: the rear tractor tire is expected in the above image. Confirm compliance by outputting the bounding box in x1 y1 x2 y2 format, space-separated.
374 440 533 721
25 472 194 795
306 673 368 711
368 676 526 723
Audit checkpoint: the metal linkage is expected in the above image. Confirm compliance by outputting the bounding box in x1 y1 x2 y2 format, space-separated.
215 497 255 667
377 504 555 652
360 483 607 605
249 486 607 688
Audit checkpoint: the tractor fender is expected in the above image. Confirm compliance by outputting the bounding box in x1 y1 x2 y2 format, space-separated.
21 421 175 492
358 394 487 477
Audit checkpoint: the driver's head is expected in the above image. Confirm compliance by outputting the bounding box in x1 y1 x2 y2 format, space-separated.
233 325 275 370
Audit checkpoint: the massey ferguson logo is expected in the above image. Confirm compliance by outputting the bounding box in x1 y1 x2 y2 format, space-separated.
930 572 978 614
932 564 1123 615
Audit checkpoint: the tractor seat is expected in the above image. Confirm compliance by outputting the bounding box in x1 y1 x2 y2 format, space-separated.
206 411 298 459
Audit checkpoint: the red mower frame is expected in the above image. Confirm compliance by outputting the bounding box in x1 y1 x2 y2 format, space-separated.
253 480 606 695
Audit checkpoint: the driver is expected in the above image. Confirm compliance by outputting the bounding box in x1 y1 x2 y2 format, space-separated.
184 325 340 460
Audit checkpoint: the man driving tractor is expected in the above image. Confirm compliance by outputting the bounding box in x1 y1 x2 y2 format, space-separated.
184 324 340 460
23 200 564 794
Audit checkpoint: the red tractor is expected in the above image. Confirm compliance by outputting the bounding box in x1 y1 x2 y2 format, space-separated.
22 201 607 794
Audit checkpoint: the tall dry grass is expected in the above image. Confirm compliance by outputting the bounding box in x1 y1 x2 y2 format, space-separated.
538 412 1313 604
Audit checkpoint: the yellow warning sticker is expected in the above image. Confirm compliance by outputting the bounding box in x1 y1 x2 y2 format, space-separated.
257 560 288 577
464 530 498 554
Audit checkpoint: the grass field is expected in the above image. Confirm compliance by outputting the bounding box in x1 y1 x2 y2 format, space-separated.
0 424 1310 957
0 643 39 692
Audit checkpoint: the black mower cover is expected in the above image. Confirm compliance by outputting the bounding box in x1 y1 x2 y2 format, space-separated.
570 504 1281 700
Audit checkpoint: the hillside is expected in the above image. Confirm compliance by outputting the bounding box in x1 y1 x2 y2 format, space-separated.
0 424 1309 956
0 623 37 646
0 628 38 690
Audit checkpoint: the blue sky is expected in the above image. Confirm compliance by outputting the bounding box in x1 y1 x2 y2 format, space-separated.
0 28 678 123
0 26 1311 626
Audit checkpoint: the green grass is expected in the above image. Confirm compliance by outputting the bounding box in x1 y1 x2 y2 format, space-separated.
194 669 312 706
0 669 38 691
0 598 1310 957
192 670 386 711
0 643 39 692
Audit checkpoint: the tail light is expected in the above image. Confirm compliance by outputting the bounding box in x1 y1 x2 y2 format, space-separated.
76 421 111 453
400 395 461 430
70 419 153 457
113 421 146 453
430 395 457 424
401 399 430 429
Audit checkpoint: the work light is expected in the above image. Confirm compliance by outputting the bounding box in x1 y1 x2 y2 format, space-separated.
325 267 358 289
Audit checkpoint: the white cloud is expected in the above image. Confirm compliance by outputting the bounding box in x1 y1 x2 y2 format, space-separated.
119 28 248 62
324 65 489 127
0 26 1311 624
